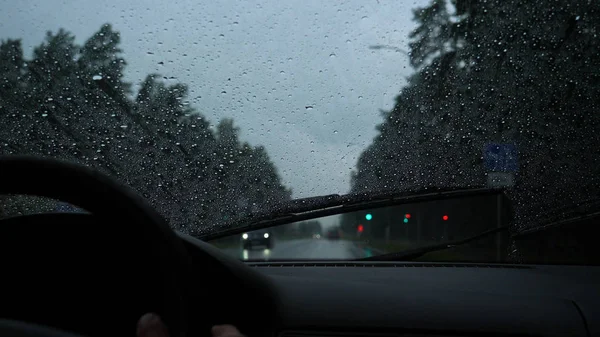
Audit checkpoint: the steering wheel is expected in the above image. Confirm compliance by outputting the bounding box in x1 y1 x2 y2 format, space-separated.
0 156 191 337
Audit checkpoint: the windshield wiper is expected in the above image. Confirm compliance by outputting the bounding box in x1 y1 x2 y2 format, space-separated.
197 187 506 241
358 225 509 262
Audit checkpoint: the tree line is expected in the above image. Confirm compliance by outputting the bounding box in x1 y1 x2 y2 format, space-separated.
345 0 600 238
0 24 291 235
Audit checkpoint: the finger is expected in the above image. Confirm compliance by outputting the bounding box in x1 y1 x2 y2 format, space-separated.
137 313 170 337
211 324 244 337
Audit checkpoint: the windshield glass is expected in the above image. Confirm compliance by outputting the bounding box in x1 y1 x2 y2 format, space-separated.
1 0 598 264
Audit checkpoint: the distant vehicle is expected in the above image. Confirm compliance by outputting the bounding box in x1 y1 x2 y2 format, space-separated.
326 228 341 240
242 230 273 250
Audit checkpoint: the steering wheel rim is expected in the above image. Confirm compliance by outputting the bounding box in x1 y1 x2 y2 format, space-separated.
0 156 190 337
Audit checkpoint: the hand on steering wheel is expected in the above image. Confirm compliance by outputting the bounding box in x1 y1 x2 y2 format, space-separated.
137 314 244 337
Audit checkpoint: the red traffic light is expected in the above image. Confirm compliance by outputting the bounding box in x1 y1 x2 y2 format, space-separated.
357 224 364 232
405 213 411 219
442 215 449 221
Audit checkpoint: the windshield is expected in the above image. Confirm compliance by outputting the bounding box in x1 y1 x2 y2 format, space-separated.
1 0 598 264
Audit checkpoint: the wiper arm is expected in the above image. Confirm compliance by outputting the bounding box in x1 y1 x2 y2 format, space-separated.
198 187 505 241
358 225 509 261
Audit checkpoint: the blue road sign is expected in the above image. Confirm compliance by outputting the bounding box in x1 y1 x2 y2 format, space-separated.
484 143 518 172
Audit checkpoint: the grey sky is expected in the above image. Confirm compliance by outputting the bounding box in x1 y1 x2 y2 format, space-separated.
0 0 428 199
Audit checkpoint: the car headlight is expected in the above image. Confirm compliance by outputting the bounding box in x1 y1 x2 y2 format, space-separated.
263 233 269 239
242 233 248 240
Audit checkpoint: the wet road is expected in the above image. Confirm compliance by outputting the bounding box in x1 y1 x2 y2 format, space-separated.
221 238 374 261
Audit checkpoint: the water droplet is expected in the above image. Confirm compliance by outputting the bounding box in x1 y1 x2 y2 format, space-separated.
92 75 103 81
329 53 336 58
41 113 48 117
66 97 72 101
333 130 338 134
358 96 363 100
305 105 314 110
47 97 53 101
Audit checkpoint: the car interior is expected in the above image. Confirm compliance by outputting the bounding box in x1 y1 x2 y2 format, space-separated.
1 157 599 337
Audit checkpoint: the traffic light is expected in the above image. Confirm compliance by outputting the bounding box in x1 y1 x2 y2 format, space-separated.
357 224 364 232
365 213 372 221
403 213 411 223
442 214 449 221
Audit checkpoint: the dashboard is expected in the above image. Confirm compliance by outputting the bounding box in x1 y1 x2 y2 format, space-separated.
181 234 600 337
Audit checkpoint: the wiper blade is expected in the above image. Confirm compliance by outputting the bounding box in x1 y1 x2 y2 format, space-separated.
198 187 505 241
358 225 509 262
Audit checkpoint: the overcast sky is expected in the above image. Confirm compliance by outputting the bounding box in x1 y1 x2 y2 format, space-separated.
0 0 428 199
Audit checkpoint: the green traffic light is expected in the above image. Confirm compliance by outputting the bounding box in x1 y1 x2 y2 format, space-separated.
403 218 409 223
365 213 372 221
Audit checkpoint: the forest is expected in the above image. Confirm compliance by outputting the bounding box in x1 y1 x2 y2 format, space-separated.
0 24 291 235
344 0 600 237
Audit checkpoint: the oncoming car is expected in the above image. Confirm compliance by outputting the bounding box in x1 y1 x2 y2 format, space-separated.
242 230 273 250
326 227 341 240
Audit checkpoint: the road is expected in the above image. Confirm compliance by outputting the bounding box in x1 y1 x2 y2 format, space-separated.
221 238 379 261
